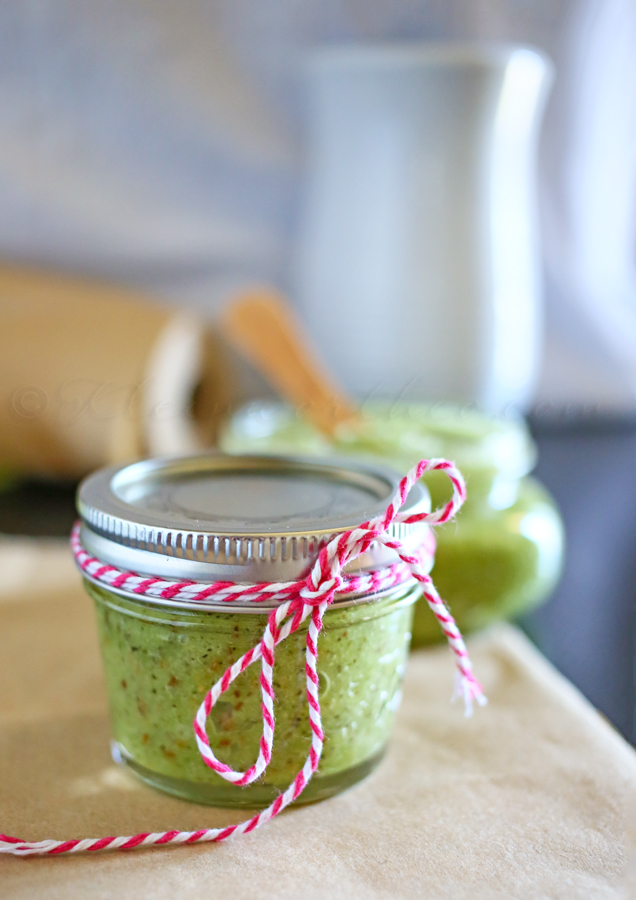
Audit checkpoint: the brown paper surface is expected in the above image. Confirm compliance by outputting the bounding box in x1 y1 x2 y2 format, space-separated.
0 537 634 899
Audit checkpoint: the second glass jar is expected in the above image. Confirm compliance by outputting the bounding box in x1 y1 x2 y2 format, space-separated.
221 401 564 646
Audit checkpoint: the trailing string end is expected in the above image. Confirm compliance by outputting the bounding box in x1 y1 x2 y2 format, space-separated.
389 458 486 718
452 670 488 717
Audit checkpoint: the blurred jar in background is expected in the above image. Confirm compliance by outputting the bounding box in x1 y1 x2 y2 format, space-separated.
295 43 553 414
221 401 564 646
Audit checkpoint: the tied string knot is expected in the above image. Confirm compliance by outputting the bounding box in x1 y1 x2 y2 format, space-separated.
0 458 485 857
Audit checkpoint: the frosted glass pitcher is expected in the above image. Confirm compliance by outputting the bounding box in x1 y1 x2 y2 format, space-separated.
294 44 553 413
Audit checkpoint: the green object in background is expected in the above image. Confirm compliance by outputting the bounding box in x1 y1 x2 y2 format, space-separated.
221 401 564 647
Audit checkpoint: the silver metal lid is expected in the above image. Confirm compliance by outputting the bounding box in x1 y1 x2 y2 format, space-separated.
77 453 430 584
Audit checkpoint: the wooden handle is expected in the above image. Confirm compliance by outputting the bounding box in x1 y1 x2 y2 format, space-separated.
219 289 359 437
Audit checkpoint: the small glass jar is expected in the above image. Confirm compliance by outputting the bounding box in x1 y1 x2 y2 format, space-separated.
77 454 429 806
220 401 564 647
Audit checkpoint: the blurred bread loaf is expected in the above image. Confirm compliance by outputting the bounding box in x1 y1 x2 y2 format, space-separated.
0 264 246 479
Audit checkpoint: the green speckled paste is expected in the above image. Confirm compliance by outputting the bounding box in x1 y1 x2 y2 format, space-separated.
86 580 418 807
221 402 564 646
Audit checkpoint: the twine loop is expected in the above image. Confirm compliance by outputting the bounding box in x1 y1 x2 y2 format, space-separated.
1 458 485 857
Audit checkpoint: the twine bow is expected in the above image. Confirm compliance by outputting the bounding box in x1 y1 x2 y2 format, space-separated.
0 458 485 857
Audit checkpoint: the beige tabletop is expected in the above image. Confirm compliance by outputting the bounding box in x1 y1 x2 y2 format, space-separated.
0 536 634 899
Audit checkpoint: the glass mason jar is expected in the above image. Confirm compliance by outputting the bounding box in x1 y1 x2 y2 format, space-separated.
220 401 564 647
76 454 429 807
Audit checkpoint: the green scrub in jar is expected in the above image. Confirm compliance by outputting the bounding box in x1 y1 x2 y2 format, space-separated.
220 402 564 646
77 454 429 806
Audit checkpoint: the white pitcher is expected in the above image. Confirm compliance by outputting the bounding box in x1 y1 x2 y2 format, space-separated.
294 43 553 413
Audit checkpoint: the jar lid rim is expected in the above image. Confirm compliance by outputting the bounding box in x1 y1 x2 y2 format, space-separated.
77 453 430 582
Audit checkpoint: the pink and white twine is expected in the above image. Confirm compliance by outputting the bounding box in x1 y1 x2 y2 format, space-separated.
0 458 486 857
